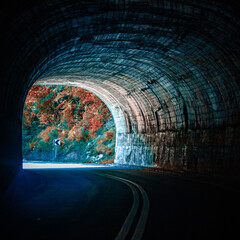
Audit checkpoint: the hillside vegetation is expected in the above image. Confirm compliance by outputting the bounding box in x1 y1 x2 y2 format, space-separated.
22 85 115 164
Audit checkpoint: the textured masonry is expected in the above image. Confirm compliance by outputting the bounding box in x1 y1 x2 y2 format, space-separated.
1 0 240 181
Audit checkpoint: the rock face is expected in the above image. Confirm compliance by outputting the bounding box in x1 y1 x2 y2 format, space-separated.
1 0 240 185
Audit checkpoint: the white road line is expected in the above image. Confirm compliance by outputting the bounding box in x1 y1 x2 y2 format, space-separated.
129 181 149 240
97 173 150 240
107 176 140 240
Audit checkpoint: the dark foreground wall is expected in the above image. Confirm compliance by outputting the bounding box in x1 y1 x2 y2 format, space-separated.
1 0 240 190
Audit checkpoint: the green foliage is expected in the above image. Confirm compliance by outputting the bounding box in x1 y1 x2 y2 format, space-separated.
22 85 115 163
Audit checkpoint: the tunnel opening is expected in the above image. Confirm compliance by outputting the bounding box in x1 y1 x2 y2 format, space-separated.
22 84 117 168
29 77 155 168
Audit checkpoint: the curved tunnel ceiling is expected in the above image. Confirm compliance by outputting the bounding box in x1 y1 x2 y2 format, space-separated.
1 0 240 171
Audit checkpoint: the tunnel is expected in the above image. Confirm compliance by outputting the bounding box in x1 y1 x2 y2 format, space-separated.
1 1 240 239
1 0 240 189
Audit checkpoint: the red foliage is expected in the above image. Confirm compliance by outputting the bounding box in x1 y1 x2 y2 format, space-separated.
98 159 114 164
62 104 74 127
25 86 50 103
39 126 55 142
103 130 114 141
88 116 103 131
24 85 112 146
39 113 49 125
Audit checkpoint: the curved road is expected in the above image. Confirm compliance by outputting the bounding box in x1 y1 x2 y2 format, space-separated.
1 168 239 240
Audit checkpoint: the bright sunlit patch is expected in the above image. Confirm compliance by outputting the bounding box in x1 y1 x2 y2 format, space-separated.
22 85 116 165
22 160 142 169
23 161 112 169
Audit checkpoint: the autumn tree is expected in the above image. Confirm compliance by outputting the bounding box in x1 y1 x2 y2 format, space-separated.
22 85 115 163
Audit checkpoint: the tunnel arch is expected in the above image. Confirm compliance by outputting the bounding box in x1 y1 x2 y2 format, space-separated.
34 73 156 166
1 0 240 183
34 77 155 166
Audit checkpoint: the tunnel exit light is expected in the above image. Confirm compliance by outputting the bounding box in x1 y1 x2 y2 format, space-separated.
22 161 142 170
22 85 116 168
23 161 113 169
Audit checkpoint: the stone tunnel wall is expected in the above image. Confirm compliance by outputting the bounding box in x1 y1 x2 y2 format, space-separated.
115 126 240 174
153 128 240 173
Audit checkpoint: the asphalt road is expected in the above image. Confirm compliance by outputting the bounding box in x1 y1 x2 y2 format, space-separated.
0 168 239 240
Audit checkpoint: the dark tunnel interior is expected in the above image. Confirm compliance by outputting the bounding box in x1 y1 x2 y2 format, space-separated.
1 0 240 188
1 1 240 240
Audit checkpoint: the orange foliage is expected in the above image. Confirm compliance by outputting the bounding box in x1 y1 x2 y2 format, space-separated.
103 130 114 141
39 126 55 142
95 143 108 154
62 105 74 127
98 159 114 164
88 129 97 139
89 117 103 131
82 92 102 104
106 147 113 155
25 86 50 103
40 99 52 108
39 113 49 125
86 160 95 163
29 141 35 150
24 85 114 160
